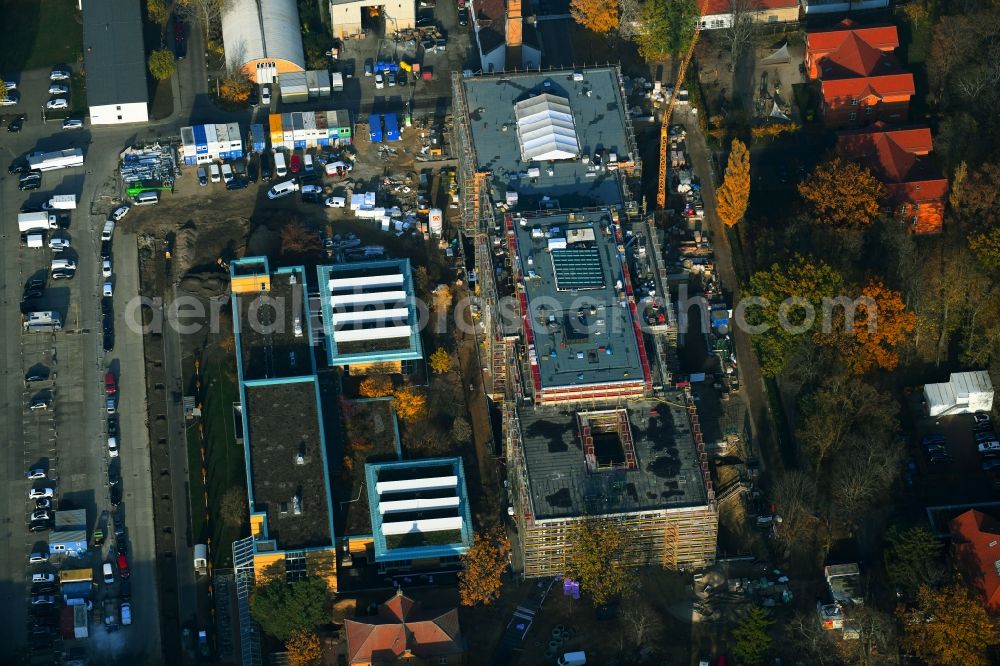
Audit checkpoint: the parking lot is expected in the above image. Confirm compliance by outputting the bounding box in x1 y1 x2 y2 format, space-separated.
909 407 1000 505
0 65 160 660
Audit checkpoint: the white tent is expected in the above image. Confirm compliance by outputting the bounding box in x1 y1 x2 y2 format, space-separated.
769 102 790 121
761 43 790 65
924 371 994 417
514 93 580 162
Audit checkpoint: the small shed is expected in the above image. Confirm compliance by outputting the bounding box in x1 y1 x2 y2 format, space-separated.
279 72 308 103
924 371 995 417
49 529 88 556
305 69 331 98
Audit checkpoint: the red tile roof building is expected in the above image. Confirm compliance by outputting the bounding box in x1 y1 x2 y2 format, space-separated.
806 20 915 128
345 590 467 665
837 123 947 234
950 509 1000 612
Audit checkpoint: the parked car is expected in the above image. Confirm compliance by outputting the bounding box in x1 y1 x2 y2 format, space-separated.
29 488 54 499
8 158 28 174
110 205 130 222
290 153 302 173
47 84 69 95
261 84 271 105
226 178 249 191
103 562 114 584
106 397 116 414
1 91 20 106
8 114 24 132
29 397 51 411
197 167 207 186
29 551 49 564
974 411 991 425
29 520 51 533
102 259 112 278
45 98 68 110
301 184 323 195
374 72 384 89
975 431 998 443
117 554 130 578
26 468 46 480
30 510 51 522
979 441 1000 453
110 479 122 505
49 68 71 81
48 237 70 250
30 595 55 606
62 118 83 130
32 573 56 584
35 498 51 510
19 173 42 191
108 436 119 458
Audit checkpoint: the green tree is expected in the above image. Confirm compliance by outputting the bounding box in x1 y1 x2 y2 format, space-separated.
743 256 844 377
635 0 699 60
0 81 7 101
568 518 633 606
884 525 945 600
147 48 176 81
732 606 774 666
250 577 329 641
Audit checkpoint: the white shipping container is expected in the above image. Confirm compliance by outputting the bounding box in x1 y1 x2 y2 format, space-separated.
205 124 218 150
429 208 443 235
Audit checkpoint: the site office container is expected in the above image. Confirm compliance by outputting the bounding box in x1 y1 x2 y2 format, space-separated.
269 114 284 147
226 122 242 151
251 124 266 152
383 113 400 142
369 114 383 143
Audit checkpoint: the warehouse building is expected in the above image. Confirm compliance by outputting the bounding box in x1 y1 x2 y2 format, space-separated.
329 0 416 39
230 257 339 590
222 0 306 83
316 259 424 372
82 0 149 124
268 110 353 150
454 68 716 577
179 123 245 165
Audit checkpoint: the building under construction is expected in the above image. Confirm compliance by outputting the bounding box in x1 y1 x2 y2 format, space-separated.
452 67 716 575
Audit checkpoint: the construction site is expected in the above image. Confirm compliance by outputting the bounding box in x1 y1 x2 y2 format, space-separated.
451 66 718 576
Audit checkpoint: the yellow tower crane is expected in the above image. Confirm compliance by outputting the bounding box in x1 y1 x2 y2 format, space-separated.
656 10 706 210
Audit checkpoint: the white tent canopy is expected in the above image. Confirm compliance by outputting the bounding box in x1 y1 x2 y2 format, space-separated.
924 371 994 417
515 93 580 162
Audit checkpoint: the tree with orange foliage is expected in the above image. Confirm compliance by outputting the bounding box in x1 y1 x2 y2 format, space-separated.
570 0 619 33
219 75 251 103
359 374 392 398
798 158 884 228
458 527 511 606
829 281 916 374
391 386 427 423
900 584 996 666
285 629 322 666
716 139 750 228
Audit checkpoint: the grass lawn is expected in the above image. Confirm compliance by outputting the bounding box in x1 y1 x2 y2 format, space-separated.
187 425 206 543
902 18 933 65
201 358 247 569
0 0 83 72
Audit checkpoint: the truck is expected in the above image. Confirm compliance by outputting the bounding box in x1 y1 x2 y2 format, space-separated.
103 598 118 631
24 312 63 332
18 212 58 232
26 148 84 172
42 194 77 210
194 544 209 576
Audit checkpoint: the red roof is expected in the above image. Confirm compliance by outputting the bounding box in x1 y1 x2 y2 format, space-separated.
701 0 797 15
837 124 947 203
821 73 915 101
807 20 899 54
346 591 465 664
951 510 1000 611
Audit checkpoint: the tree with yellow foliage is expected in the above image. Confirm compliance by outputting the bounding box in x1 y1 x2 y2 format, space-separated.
392 386 427 423
568 518 634 606
285 629 322 666
798 158 884 228
900 584 996 666
716 139 750 228
570 0 620 33
359 375 392 398
458 527 511 606
829 281 916 374
429 348 451 374
219 75 251 104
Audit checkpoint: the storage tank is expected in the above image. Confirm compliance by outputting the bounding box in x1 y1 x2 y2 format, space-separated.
429 208 443 236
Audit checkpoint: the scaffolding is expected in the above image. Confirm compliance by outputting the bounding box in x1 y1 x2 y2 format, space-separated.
233 536 262 666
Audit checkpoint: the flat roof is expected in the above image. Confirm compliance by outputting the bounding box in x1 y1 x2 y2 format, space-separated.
516 397 709 521
365 458 474 562
460 67 637 210
234 267 314 381
82 0 149 107
317 260 423 366
244 378 336 551
510 209 649 394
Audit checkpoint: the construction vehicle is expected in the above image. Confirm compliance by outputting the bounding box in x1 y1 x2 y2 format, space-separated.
655 5 706 210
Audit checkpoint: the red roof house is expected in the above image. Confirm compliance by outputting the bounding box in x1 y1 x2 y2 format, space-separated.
345 590 467 665
950 509 1000 612
806 20 915 128
837 123 948 234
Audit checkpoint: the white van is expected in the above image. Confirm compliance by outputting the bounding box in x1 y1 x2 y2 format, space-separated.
266 180 299 200
108 436 119 458
303 153 314 174
557 652 586 666
51 258 77 271
103 562 114 584
209 163 221 183
134 191 159 206
221 163 233 184
274 151 288 178
101 220 115 241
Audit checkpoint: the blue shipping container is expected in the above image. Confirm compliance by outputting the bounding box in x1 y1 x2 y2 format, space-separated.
383 113 399 142
318 137 331 146
250 124 266 152
184 155 197 166
193 125 208 151
293 139 307 149
369 114 382 143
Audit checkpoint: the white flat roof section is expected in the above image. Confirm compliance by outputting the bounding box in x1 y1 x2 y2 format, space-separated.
515 93 580 162
381 517 465 536
378 497 461 515
328 274 404 290
376 476 459 495
329 290 407 307
330 308 410 325
333 325 412 342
